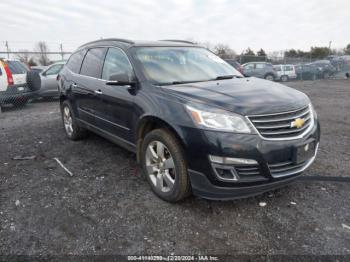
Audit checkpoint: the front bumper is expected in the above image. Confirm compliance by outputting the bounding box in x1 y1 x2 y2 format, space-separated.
180 120 320 200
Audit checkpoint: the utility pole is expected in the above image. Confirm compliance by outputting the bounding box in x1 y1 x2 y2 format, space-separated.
59 43 64 60
5 41 10 58
328 41 332 56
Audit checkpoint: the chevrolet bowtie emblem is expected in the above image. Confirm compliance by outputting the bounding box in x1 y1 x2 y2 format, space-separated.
290 118 305 129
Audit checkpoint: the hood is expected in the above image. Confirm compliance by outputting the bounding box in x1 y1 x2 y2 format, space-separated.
162 77 310 115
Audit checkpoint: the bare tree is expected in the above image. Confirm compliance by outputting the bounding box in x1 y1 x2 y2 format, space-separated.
15 49 30 64
34 41 50 66
213 44 236 59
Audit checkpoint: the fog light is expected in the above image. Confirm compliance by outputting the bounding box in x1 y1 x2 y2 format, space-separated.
209 155 258 165
212 165 239 181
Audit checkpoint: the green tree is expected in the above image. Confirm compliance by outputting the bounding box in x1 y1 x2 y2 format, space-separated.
257 48 267 57
345 44 350 55
243 47 255 56
310 47 331 59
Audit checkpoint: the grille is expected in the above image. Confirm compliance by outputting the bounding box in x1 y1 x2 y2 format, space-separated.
234 164 267 182
235 164 260 176
269 161 307 178
248 105 313 139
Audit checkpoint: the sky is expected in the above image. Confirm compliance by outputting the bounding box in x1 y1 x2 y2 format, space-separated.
0 0 349 55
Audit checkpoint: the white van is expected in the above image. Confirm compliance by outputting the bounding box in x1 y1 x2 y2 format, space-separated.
273 64 297 82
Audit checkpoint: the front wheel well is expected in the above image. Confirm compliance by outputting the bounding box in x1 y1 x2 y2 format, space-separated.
136 116 185 163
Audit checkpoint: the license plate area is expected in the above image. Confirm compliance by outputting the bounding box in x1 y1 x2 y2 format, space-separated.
293 140 316 164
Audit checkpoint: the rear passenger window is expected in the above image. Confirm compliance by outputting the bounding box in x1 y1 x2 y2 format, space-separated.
256 63 265 69
7 61 28 74
67 50 86 74
80 48 107 78
102 48 134 80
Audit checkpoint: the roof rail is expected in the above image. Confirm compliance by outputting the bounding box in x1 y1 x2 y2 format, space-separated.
159 40 196 45
79 38 134 48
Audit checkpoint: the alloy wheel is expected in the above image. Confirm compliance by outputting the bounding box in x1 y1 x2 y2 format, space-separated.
63 106 74 136
145 141 176 193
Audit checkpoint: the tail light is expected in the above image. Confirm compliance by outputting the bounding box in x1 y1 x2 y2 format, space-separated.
1 61 14 86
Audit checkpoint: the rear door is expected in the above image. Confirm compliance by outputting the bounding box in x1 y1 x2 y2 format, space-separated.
94 47 136 141
255 63 266 77
75 47 107 124
6 60 27 85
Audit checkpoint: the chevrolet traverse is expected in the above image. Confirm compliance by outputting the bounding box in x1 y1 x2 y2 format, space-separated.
58 39 320 202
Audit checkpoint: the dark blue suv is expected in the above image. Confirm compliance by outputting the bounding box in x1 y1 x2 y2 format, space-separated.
58 39 320 202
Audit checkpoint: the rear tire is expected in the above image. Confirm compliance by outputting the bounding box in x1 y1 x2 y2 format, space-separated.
264 74 275 81
141 129 191 202
280 75 289 82
14 98 28 108
61 100 88 140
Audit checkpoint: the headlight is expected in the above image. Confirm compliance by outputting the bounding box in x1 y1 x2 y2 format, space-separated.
186 105 253 133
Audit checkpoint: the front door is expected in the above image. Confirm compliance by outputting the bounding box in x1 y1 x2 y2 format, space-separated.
94 47 136 142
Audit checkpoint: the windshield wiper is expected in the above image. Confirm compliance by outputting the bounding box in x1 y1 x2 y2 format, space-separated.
214 75 242 80
159 80 205 86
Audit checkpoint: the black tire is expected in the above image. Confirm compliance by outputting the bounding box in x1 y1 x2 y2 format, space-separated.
26 71 41 91
60 100 88 140
13 98 28 107
264 74 275 81
280 75 289 82
141 129 191 202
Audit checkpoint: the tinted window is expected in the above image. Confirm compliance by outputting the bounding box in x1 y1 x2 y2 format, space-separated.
80 48 107 78
45 64 63 75
102 48 134 80
244 63 254 69
8 61 28 74
284 65 293 71
256 63 265 69
66 50 86 74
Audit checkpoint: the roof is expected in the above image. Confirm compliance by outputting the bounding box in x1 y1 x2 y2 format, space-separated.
78 38 198 51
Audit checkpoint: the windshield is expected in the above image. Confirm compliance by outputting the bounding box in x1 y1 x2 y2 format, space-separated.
133 47 242 85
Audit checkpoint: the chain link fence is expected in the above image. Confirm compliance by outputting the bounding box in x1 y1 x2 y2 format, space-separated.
1 48 349 112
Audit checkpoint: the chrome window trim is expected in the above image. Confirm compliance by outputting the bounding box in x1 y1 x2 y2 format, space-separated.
78 108 130 131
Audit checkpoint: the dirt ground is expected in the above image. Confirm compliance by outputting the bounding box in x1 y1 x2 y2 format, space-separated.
0 80 349 257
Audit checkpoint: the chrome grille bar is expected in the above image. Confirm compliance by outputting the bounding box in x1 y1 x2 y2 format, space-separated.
247 104 313 140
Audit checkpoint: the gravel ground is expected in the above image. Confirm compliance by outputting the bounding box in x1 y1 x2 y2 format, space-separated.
0 80 349 257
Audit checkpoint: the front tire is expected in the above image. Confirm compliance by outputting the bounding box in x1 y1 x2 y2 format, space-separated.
141 129 191 202
61 100 88 140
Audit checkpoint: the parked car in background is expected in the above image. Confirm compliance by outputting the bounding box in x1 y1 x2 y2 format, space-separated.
295 64 318 80
310 60 337 79
224 59 243 73
37 62 65 98
0 58 34 110
30 66 47 73
241 62 277 81
58 39 320 202
273 64 297 82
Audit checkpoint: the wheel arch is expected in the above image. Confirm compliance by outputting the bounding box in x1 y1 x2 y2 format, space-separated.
135 115 186 164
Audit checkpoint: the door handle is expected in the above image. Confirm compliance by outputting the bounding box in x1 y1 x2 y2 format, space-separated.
71 83 77 88
94 89 103 95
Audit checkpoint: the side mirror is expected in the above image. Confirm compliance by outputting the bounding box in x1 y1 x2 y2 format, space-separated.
106 73 136 86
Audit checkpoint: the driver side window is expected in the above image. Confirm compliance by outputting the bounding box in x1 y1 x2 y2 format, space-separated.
102 48 134 81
